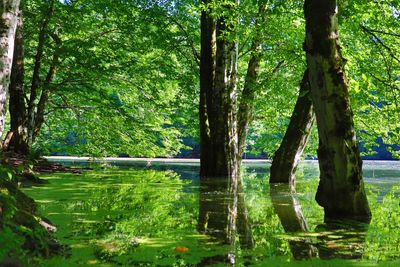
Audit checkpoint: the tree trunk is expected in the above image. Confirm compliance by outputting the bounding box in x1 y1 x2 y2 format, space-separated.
33 29 61 141
4 8 29 154
304 0 371 220
200 0 239 178
237 3 267 159
199 0 215 177
0 0 20 141
270 70 315 185
27 0 55 147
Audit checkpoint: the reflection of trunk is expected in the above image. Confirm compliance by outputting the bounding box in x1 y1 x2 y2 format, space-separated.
198 176 254 249
270 184 369 260
270 184 317 259
304 0 371 219
3 9 29 154
315 219 369 259
270 70 315 185
0 0 21 140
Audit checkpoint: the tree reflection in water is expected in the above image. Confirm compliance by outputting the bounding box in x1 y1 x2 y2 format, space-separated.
270 183 370 260
197 175 254 265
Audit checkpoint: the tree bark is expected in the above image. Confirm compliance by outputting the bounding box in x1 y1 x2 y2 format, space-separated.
199 0 215 177
304 0 371 220
0 0 20 141
237 3 267 159
33 29 61 141
4 7 29 154
200 0 239 178
270 70 315 185
27 0 55 147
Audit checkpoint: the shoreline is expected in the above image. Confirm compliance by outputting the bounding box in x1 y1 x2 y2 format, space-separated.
44 156 399 165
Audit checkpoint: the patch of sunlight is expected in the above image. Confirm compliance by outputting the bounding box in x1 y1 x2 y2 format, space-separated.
76 219 100 223
86 259 99 265
48 212 85 215
35 200 56 204
327 234 345 239
140 237 176 247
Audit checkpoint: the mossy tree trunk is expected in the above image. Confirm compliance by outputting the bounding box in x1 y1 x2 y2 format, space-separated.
304 0 371 220
200 1 268 178
4 1 60 155
270 70 315 185
199 0 239 178
3 9 29 154
0 0 21 141
199 0 215 177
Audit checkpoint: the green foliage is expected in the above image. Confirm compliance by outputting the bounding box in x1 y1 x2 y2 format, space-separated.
16 0 399 158
340 0 400 157
21 0 198 157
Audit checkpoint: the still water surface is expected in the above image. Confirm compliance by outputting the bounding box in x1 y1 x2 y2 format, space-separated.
23 160 400 266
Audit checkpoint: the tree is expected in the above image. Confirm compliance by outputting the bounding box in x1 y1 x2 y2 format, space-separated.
237 3 267 158
269 70 314 185
304 0 371 219
3 0 58 154
0 0 20 141
3 0 196 157
199 0 240 177
2 5 28 154
200 0 272 177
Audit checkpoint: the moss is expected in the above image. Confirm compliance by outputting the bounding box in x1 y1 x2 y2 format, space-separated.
0 174 64 265
304 0 337 57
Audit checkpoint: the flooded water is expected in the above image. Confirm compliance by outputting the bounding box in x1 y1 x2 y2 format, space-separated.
22 160 400 266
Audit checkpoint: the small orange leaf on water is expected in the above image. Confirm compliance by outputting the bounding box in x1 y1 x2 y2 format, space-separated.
175 246 189 253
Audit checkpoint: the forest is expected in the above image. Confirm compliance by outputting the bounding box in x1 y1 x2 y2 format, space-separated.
0 0 400 266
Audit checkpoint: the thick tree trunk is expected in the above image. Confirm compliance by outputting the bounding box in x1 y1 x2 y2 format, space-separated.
0 0 20 141
199 0 215 177
270 70 315 185
209 10 239 177
304 0 371 219
200 0 239 178
4 9 29 154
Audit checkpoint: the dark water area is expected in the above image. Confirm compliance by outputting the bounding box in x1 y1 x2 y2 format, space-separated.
22 160 400 266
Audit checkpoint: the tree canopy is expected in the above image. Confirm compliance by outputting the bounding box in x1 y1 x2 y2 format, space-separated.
0 0 398 159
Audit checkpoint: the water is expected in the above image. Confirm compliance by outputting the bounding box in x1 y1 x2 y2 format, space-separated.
22 160 400 266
